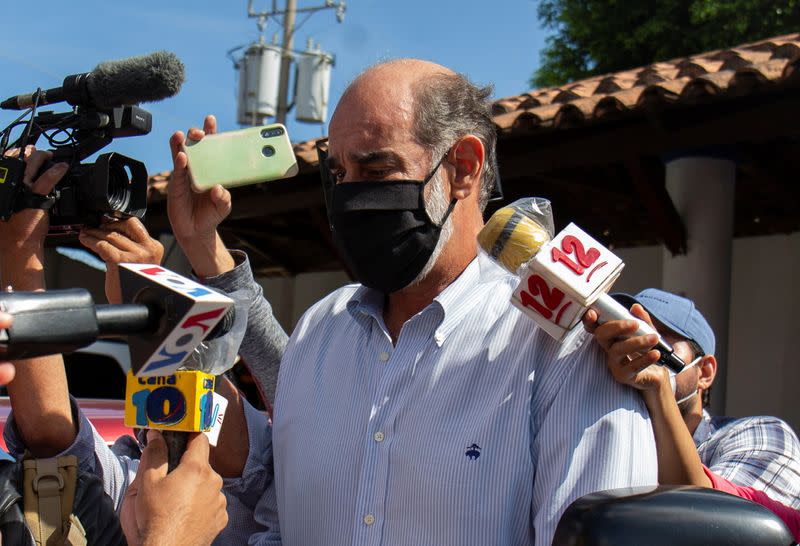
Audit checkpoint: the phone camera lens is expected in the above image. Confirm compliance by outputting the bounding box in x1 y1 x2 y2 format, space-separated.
261 127 284 138
262 145 276 157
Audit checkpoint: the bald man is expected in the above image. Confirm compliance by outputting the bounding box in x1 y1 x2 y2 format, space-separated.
168 59 658 546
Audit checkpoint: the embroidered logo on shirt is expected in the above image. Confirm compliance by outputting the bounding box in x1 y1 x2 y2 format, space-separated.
465 444 481 460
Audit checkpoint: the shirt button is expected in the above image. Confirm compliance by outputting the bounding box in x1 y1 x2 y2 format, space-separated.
434 332 444 344
378 351 390 362
363 514 375 526
373 431 385 442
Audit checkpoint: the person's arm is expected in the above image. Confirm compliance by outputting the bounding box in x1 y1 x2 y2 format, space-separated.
529 328 658 546
201 251 288 407
591 304 712 487
165 115 288 406
0 146 75 456
640 372 712 487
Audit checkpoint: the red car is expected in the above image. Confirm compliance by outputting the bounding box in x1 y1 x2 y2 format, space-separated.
0 397 128 452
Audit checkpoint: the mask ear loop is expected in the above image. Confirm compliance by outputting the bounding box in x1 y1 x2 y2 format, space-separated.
422 150 457 228
315 138 335 229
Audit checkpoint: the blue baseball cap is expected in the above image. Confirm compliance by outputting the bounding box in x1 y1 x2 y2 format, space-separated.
610 288 715 356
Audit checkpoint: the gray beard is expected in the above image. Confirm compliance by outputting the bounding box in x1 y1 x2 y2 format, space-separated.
409 170 454 287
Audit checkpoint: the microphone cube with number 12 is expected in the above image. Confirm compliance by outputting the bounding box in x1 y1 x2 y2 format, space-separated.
512 223 624 340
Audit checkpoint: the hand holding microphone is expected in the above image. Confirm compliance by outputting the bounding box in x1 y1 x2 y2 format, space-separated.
478 198 686 373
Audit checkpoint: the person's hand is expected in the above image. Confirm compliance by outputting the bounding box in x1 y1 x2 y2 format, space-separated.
166 115 235 277
122 430 228 546
0 146 68 260
78 218 164 304
0 312 15 385
167 115 232 246
587 304 667 391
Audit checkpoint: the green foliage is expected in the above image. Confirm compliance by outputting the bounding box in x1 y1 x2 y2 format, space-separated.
531 0 800 88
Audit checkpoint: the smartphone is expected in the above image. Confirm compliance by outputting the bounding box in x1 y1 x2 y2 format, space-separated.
182 123 299 192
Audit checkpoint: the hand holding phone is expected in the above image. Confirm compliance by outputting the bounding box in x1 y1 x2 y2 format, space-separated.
182 124 299 193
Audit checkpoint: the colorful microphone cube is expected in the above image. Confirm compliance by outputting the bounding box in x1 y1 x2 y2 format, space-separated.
125 369 216 432
119 264 234 377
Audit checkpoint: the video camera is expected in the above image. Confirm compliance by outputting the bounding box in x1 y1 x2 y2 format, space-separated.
0 51 184 231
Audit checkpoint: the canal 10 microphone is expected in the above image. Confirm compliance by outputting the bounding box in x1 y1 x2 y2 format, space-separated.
478 198 686 373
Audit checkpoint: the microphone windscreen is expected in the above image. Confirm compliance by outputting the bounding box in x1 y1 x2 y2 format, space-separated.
206 307 235 340
88 51 185 108
478 206 551 274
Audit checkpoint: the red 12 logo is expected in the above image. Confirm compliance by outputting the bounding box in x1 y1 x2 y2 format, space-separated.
519 274 573 326
551 235 606 282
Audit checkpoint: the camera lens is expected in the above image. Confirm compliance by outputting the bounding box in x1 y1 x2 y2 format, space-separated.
262 145 276 157
261 127 284 138
107 162 132 211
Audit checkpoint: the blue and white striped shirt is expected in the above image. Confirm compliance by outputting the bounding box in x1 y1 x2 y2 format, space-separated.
248 254 657 546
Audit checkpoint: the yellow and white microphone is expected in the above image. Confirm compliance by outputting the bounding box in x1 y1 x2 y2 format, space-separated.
479 198 685 373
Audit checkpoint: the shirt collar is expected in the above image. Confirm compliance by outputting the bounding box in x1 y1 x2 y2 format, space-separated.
693 408 714 447
345 253 504 346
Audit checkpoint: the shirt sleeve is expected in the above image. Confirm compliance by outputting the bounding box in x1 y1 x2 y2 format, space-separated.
3 396 138 513
221 398 278 539
705 416 800 509
227 399 281 546
703 466 800 541
201 250 289 407
530 329 658 546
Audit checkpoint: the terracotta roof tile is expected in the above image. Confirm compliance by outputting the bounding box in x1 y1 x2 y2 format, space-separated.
492 32 800 138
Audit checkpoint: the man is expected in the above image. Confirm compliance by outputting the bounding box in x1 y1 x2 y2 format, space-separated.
589 288 800 509
175 59 658 545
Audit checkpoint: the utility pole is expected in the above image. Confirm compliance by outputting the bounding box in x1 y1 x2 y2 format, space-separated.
275 0 296 124
239 0 345 125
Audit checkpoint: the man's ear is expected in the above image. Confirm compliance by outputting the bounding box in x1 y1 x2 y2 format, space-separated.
447 135 484 201
697 355 717 393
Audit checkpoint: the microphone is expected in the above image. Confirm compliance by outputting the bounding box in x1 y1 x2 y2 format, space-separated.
0 264 234 373
1 51 185 110
478 198 686 373
0 264 237 472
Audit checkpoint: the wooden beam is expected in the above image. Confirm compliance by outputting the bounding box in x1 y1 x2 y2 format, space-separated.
624 158 687 255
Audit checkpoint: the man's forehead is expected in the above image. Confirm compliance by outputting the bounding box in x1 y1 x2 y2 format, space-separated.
327 110 418 163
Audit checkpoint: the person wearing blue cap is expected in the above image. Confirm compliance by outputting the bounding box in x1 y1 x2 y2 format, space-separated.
586 288 800 517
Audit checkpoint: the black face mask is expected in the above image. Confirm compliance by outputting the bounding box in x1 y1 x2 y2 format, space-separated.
317 139 456 294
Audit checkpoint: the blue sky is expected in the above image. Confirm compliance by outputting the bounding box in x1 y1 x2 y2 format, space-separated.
1 1 546 174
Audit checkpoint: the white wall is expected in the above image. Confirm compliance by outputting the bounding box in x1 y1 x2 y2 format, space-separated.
615 233 800 433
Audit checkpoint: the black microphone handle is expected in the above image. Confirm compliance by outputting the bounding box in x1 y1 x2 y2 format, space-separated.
163 430 188 473
95 303 157 337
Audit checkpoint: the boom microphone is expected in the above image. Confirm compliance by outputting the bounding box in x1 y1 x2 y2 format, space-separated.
1 51 185 110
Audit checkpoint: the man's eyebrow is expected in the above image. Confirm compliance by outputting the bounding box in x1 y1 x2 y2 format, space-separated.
325 150 404 171
349 150 403 167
